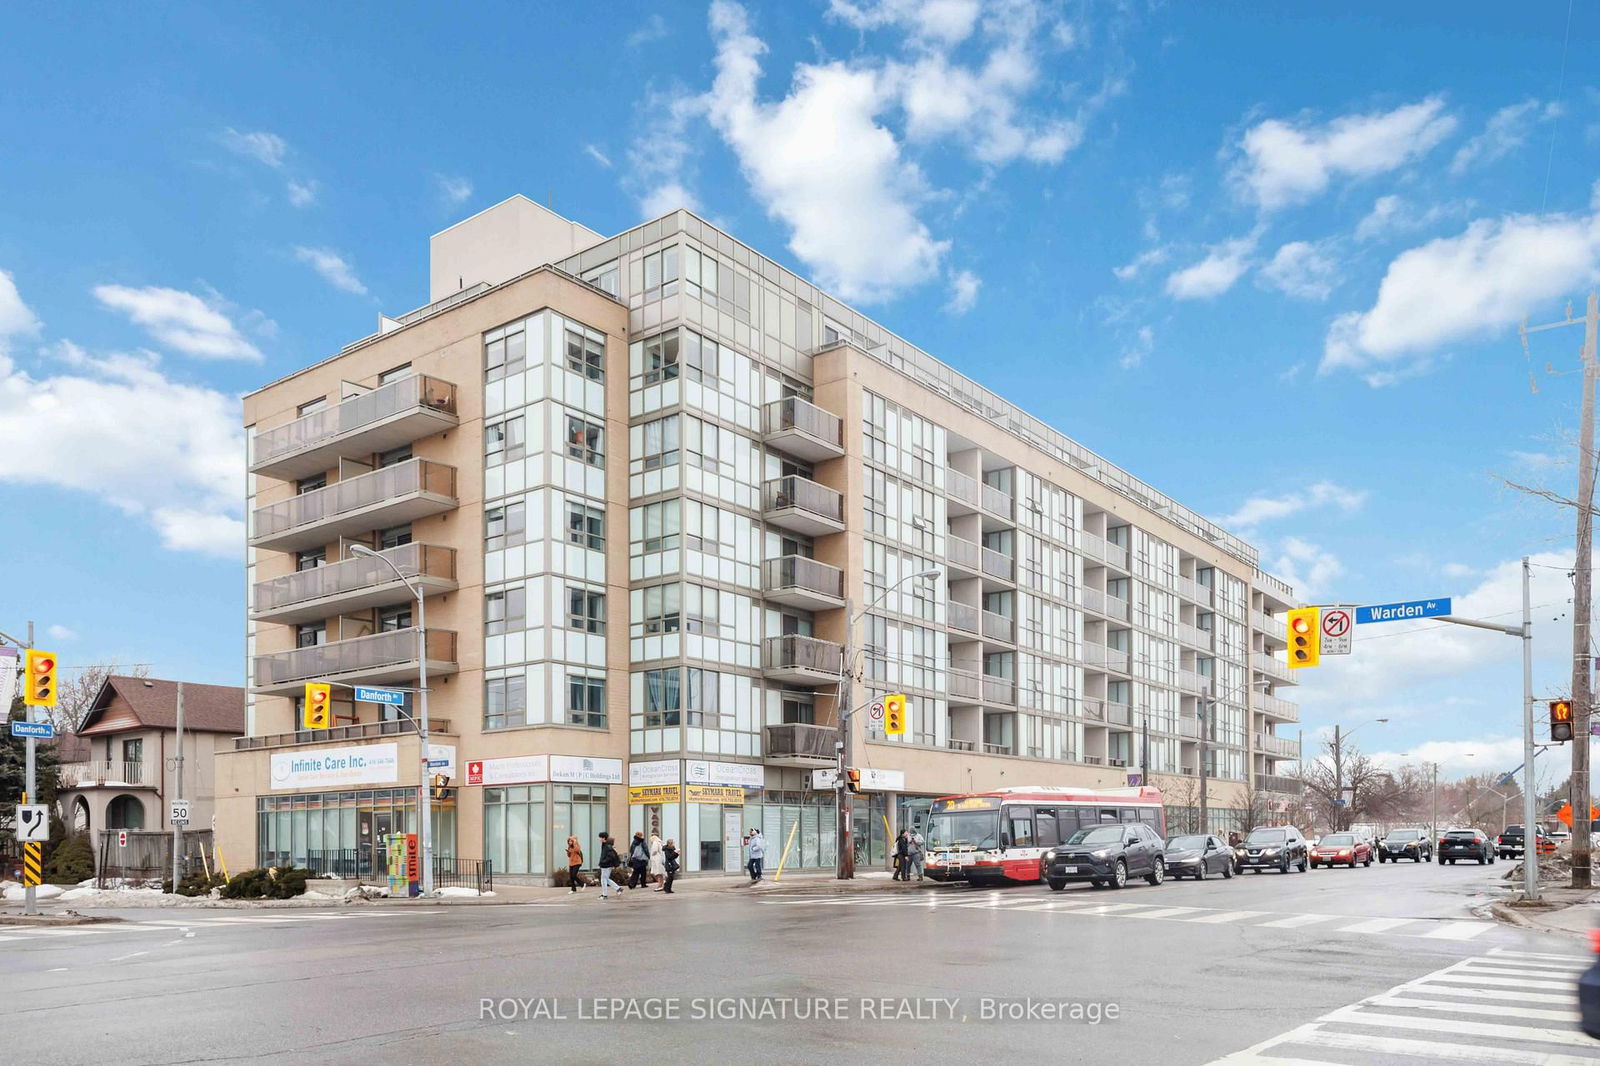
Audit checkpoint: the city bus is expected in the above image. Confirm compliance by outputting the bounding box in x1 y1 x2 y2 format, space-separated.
923 786 1167 885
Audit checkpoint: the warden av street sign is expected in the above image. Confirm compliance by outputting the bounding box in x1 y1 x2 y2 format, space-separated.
1356 598 1451 624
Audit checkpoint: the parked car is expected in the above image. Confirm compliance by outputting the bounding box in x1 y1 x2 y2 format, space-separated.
1309 832 1372 868
1163 833 1235 880
1497 825 1526 859
1437 828 1494 865
1043 822 1166 890
1235 826 1309 874
1377 828 1432 863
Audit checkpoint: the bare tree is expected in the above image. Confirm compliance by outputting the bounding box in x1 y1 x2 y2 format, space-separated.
1300 736 1426 830
1163 774 1203 835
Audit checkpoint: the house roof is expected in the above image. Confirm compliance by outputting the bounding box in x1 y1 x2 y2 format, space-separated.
77 676 247 737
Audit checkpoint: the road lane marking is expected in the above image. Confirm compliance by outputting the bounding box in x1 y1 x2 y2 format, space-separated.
1185 910 1265 924
1420 972 1576 991
1323 1004 1597 1047
1401 981 1577 1005
1256 913 1339 929
1337 917 1413 934
1419 921 1493 940
1117 906 1202 919
1259 1027 1591 1066
1366 994 1581 1023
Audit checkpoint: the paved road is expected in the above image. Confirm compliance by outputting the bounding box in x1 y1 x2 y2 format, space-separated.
0 861 1592 1065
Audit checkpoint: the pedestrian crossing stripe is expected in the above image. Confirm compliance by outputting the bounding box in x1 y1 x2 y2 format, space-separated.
760 893 1497 941
22 841 42 887
0 910 418 941
1205 948 1595 1064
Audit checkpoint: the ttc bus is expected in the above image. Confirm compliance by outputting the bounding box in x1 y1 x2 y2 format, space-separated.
923 786 1167 885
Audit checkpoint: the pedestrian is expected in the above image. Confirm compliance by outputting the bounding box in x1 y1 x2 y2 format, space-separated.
627 831 650 889
662 839 680 894
893 829 910 881
597 832 622 900
909 828 925 881
566 835 584 893
648 832 666 889
747 828 765 883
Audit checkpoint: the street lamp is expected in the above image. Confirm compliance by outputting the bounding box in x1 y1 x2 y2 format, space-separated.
347 544 434 896
835 566 942 879
1199 677 1270 834
1331 718 1388 831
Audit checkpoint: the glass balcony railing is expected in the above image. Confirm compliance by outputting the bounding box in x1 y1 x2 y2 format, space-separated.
1256 693 1300 721
946 536 982 573
762 475 844 531
761 555 844 602
946 470 981 509
762 634 844 678
251 375 458 474
1258 773 1303 794
252 628 457 688
762 397 843 458
764 723 837 760
981 610 1014 643
981 482 1013 518
251 458 457 544
252 543 457 616
948 602 980 635
980 546 1014 581
948 668 983 702
982 674 1016 705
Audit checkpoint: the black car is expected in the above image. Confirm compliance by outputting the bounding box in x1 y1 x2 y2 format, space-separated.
1438 828 1494 865
1235 826 1309 874
1377 828 1432 863
1043 822 1166 890
1497 825 1525 860
1163 833 1235 880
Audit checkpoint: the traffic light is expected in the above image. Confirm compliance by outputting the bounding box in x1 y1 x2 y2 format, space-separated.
1286 608 1320 668
303 682 332 730
846 768 862 794
883 693 907 735
1551 699 1574 743
430 774 453 801
22 649 58 707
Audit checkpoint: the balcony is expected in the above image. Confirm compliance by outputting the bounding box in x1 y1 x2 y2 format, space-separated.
1258 772 1304 795
1252 610 1287 643
58 760 149 788
946 470 981 514
762 397 843 461
946 738 978 752
1080 532 1129 570
982 674 1016 705
250 375 459 481
762 475 844 537
251 627 458 694
1176 716 1200 739
764 723 837 766
983 742 1015 756
762 634 844 686
1079 587 1130 622
981 610 1014 643
981 482 1012 520
1083 699 1132 726
250 458 458 553
1256 732 1301 759
233 716 455 752
250 543 458 625
1176 576 1212 606
1082 643 1131 673
948 602 980 637
1177 669 1208 695
945 536 982 579
1252 652 1295 684
1176 622 1213 650
980 546 1014 582
761 556 845 611
948 668 982 703
1256 693 1299 722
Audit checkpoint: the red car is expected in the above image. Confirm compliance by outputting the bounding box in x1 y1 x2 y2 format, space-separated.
1309 832 1373 868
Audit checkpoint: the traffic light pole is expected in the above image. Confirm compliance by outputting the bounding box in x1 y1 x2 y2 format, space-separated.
23 621 36 917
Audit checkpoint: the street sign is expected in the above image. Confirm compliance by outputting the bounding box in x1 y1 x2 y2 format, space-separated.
1558 802 1600 828
1319 605 1354 655
867 700 885 722
355 686 406 706
1356 598 1451 624
170 800 190 827
14 804 47 842
813 768 838 789
427 759 450 769
1126 773 1143 787
9 720 54 739
117 829 127 847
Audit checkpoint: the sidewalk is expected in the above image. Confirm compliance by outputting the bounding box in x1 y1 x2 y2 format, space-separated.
1488 885 1600 940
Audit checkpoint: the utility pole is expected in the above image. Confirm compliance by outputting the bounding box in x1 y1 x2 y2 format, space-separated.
1198 691 1210 834
1575 292 1599 889
169 682 184 890
23 621 36 917
1333 724 1343 833
835 597 854 880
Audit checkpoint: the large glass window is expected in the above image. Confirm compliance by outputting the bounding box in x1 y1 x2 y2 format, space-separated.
567 675 606 728
643 668 681 727
483 785 547 875
635 500 680 553
565 325 605 381
566 414 604 466
640 415 680 470
686 667 724 727
484 675 527 730
486 502 526 552
485 322 528 382
486 416 525 467
566 499 605 550
486 586 526 636
567 586 606 634
552 786 608 864
640 583 681 634
642 331 679 384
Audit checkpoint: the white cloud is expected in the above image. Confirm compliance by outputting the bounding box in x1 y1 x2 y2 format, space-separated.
1322 210 1600 384
0 339 244 558
1223 481 1367 529
945 269 980 314
1440 562 1479 579
92 284 262 361
627 12 670 47
286 179 318 208
1118 325 1154 370
293 247 369 296
1450 99 1560 176
0 269 42 341
46 624 77 642
1371 737 1526 780
1165 233 1257 300
1113 246 1168 282
827 0 982 46
219 128 287 169
1259 239 1338 301
1509 449 1566 472
583 144 613 169
1353 194 1475 244
435 174 473 205
640 181 700 220
1232 96 1458 210
1269 536 1343 599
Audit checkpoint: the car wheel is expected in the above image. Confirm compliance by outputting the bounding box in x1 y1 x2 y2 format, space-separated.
1298 856 1308 872
1196 862 1207 881
1489 854 1495 865
1478 855 1486 865
1048 878 1067 892
1109 860 1128 890
1280 857 1290 875
1222 862 1233 879
1364 857 1372 867
1146 858 1165 886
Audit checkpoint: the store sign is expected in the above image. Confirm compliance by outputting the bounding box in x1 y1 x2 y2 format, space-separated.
628 785 682 805
270 743 399 790
550 755 623 784
428 744 457 777
466 755 549 787
685 760 764 790
859 768 904 791
629 759 681 787
685 784 746 804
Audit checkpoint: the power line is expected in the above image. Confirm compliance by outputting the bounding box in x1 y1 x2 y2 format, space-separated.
1538 0 1577 214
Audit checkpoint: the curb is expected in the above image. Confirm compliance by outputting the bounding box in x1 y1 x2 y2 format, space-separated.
0 913 125 927
1487 899 1588 940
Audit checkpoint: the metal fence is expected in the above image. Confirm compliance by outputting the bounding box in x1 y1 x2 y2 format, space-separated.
97 829 214 887
433 857 492 894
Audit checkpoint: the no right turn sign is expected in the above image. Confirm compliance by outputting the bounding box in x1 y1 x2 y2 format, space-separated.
1320 606 1354 655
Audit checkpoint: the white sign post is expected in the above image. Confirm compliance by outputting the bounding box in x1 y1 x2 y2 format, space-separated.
15 804 48 842
1320 605 1355 655
169 800 191 827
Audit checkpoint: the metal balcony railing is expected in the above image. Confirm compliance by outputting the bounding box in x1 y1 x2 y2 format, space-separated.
1176 716 1200 738
252 543 456 615
981 482 1013 518
1252 652 1293 682
251 374 458 472
1254 569 1296 603
762 475 843 524
251 458 457 542
1257 773 1303 795
1177 669 1208 695
1080 532 1129 569
948 602 980 636
252 628 458 687
982 675 1016 705
1255 693 1299 721
762 634 844 677
761 555 844 601
761 397 843 455
234 717 455 751
1105 701 1132 726
946 469 981 508
1176 622 1214 649
1082 643 1131 673
1256 732 1301 758
58 760 146 787
764 723 837 760
980 546 1014 581
948 668 983 702
1176 576 1211 605
946 536 982 573
981 610 1014 643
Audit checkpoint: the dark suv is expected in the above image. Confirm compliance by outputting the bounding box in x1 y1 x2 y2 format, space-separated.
1438 828 1494 865
1043 822 1166 890
1497 825 1525 860
1235 826 1309 874
1378 828 1432 862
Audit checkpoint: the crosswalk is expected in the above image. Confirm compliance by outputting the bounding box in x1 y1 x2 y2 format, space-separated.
761 891 1498 941
1208 948 1596 1064
0 910 410 942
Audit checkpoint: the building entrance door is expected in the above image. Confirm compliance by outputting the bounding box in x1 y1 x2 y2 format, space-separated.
723 809 743 873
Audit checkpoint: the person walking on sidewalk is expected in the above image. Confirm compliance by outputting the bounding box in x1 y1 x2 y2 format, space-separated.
662 840 680 894
893 829 911 881
566 835 585 893
597 832 622 900
909 828 925 881
627 831 651 889
746 829 766 883
648 832 666 889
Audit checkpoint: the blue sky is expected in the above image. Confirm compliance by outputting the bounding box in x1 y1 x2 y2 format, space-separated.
1 2 1598 785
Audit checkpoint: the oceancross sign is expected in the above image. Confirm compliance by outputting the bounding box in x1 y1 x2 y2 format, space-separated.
270 743 399 790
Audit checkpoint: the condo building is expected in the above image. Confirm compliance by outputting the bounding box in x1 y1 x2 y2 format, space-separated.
214 195 1303 881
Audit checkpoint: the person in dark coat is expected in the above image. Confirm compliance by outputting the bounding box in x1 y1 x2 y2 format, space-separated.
662 840 680 894
597 832 622 900
894 829 911 881
627 831 650 889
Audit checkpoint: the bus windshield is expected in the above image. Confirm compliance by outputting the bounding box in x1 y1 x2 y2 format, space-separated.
926 810 999 851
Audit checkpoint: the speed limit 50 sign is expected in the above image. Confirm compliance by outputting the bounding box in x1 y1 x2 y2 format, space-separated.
1319 606 1354 655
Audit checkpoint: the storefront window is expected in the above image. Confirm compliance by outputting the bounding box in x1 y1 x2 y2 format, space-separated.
552 785 608 865
257 788 456 877
483 785 548 875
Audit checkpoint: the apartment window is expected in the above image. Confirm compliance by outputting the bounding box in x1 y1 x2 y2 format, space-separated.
635 500 680 553
485 322 528 382
485 675 527 730
297 473 327 495
581 260 620 296
376 444 412 468
486 416 525 467
641 584 681 635
685 667 723 727
567 587 606 634
683 417 732 476
377 363 411 385
642 331 679 384
643 668 680 727
566 415 604 466
485 586 527 636
296 622 326 648
296 548 325 572
297 397 328 416
642 246 680 296
683 584 728 638
566 499 605 550
486 502 527 552
378 604 412 631
567 675 606 729
781 696 815 724
683 499 732 558
640 415 680 470
564 326 605 382
682 330 720 384
378 524 412 549
122 738 143 765
684 247 720 301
